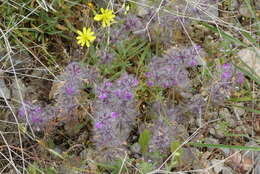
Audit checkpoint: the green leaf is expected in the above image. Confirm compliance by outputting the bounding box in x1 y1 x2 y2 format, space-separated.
170 141 183 166
137 161 154 173
28 164 39 174
47 148 64 160
241 31 259 46
189 142 260 151
44 168 57 174
138 129 151 153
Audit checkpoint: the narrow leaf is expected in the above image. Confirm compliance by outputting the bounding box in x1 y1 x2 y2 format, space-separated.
138 129 151 153
189 142 260 151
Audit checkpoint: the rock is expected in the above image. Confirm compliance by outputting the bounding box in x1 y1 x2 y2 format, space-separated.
211 159 224 173
243 141 260 159
237 48 260 77
230 0 239 10
181 148 198 166
222 166 235 174
220 108 236 127
255 165 260 174
10 79 26 102
233 103 245 117
130 143 141 153
219 108 231 117
209 128 216 135
239 2 255 18
215 125 225 138
257 0 260 10
203 2 219 20
0 78 10 99
137 0 150 16
221 148 230 156
205 137 219 144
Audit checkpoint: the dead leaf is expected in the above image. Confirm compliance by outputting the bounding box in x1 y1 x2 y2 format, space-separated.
49 81 65 99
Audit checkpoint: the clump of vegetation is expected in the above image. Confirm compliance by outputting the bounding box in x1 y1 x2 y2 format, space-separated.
0 0 259 173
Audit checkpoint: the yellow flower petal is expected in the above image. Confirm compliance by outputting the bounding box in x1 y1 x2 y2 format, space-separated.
94 8 115 27
89 35 96 41
83 27 87 34
76 30 83 35
86 41 90 47
75 27 96 47
94 14 102 21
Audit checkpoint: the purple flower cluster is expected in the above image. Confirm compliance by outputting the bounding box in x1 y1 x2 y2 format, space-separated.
146 45 203 88
56 62 98 115
97 49 115 64
93 73 139 153
210 63 244 104
188 94 206 115
18 102 56 131
124 14 144 34
18 62 99 130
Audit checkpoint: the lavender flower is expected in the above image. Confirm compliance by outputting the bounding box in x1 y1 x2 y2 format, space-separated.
18 102 56 130
209 63 245 104
236 71 245 85
146 46 203 88
55 62 99 116
188 94 206 116
221 63 234 81
97 50 115 64
124 14 144 34
92 73 139 161
150 120 172 153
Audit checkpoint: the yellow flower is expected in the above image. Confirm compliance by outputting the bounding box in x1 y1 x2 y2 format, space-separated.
94 8 115 27
87 2 94 9
76 27 96 47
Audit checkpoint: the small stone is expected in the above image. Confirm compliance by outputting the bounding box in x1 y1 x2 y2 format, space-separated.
11 79 26 102
221 148 230 155
233 103 245 116
209 128 216 135
205 137 219 144
181 148 198 166
0 79 10 99
211 159 224 173
130 143 141 153
215 128 224 138
237 48 260 77
257 0 260 10
222 166 235 174
239 2 255 18
137 0 150 16
255 165 260 174
230 0 239 10
219 108 231 117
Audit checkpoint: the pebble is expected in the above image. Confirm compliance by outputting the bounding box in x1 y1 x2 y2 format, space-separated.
239 2 255 18
0 79 10 99
222 166 235 174
205 137 219 144
211 159 224 173
257 0 260 10
237 48 260 77
130 143 141 153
